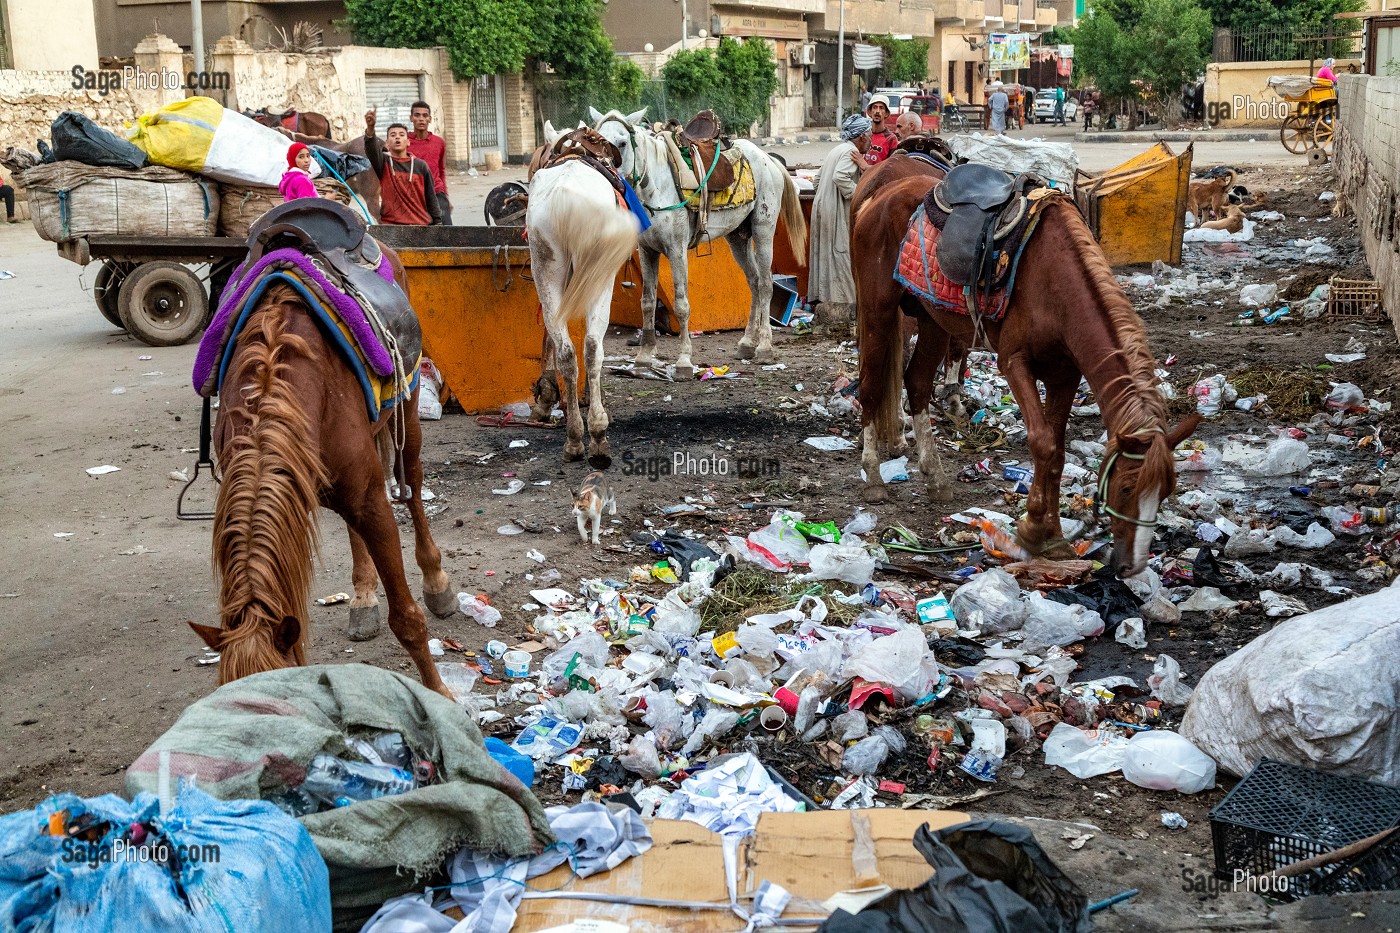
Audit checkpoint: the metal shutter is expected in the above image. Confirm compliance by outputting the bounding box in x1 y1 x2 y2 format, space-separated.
365 73 425 126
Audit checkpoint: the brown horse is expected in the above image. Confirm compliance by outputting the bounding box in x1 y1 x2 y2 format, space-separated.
851 154 1199 577
248 108 333 140
188 264 453 696
274 129 381 222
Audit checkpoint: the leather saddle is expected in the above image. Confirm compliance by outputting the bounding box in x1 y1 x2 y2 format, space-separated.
679 110 734 192
528 129 627 196
929 163 1042 300
246 199 421 376
894 135 958 164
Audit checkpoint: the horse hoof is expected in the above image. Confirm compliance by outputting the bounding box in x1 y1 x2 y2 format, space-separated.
736 341 756 361
751 347 776 364
348 606 382 641
673 361 696 378
927 481 952 503
564 444 585 462
423 586 456 619
863 484 889 504
1039 538 1078 561
588 451 613 470
634 352 656 368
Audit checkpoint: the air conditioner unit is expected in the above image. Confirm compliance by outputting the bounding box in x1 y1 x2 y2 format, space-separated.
800 42 817 65
788 44 804 65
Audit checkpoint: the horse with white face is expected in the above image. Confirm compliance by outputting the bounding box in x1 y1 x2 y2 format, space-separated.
526 134 641 468
589 107 807 368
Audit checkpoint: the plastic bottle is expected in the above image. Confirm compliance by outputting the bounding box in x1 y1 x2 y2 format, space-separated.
299 753 417 806
368 732 414 770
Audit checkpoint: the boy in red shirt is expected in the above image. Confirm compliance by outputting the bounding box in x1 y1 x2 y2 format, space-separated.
862 99 897 166
364 111 442 226
407 101 452 225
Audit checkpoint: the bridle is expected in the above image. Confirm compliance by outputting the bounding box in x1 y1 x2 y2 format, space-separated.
597 114 713 213
1094 429 1163 528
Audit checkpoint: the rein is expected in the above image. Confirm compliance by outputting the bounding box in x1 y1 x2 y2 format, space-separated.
602 116 720 213
1093 427 1163 528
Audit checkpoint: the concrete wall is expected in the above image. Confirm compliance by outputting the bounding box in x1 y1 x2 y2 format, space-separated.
5 0 99 70
94 0 351 60
604 0 712 53
1335 74 1400 339
1205 58 1360 128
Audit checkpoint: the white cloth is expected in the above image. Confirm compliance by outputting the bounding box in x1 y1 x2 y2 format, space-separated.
654 752 803 837
989 91 1009 133
809 141 861 305
358 802 653 933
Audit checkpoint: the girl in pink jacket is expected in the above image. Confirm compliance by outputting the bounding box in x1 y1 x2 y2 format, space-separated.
279 143 319 201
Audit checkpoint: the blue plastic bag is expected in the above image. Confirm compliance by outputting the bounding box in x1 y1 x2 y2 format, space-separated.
0 785 330 932
485 736 536 787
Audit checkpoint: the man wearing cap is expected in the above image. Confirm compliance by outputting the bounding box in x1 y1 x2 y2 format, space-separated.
809 114 872 335
863 99 897 166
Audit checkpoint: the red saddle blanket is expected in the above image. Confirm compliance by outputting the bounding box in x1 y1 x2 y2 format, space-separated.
894 197 1050 322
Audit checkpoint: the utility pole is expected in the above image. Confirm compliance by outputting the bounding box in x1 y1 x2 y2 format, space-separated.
681 0 688 51
836 0 845 124
191 0 205 76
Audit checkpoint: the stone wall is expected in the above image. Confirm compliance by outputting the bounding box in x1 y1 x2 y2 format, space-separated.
1205 59 1360 128
1335 74 1400 339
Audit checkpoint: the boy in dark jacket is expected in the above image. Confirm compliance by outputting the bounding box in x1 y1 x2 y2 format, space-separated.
364 111 442 225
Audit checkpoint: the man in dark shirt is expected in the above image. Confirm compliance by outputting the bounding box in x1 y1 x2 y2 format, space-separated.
364 111 442 226
407 101 451 225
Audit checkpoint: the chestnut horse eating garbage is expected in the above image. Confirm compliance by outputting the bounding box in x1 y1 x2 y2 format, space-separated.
189 250 454 697
851 154 1199 577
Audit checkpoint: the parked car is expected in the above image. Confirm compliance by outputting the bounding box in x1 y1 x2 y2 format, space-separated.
872 87 918 115
905 95 943 134
1033 88 1078 123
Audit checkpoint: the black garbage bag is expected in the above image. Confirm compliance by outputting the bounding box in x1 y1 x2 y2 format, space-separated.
50 111 147 169
310 145 371 179
1045 575 1141 626
819 820 1092 933
655 530 732 583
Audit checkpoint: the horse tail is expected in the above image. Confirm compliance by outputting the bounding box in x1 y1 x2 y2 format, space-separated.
551 189 639 328
211 289 327 684
867 301 906 452
778 167 808 267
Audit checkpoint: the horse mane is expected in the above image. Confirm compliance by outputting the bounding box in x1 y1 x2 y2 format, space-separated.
1048 198 1176 496
212 285 327 683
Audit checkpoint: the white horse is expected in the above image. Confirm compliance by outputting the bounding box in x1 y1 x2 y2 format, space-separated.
589 107 807 368
526 156 641 468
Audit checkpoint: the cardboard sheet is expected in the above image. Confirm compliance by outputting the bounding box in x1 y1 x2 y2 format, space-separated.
514 808 970 931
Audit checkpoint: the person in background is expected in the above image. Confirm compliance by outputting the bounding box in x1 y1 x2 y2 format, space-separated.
809 113 872 335
0 171 15 223
1317 57 1337 83
278 143 320 202
364 111 442 226
894 111 924 142
407 101 452 225
988 82 1010 135
1082 88 1099 131
863 99 897 166
1053 85 1067 125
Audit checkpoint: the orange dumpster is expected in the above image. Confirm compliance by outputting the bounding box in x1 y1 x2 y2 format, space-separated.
371 225 580 413
1075 142 1194 266
609 239 755 333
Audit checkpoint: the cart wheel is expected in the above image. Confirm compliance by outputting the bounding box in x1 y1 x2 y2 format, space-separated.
117 261 210 347
1280 115 1311 154
93 260 134 329
1312 103 1336 152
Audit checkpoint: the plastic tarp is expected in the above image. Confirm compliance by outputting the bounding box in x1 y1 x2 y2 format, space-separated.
819 820 1091 933
129 96 321 187
1181 584 1400 786
51 111 147 169
0 785 330 932
123 664 553 920
946 134 1079 190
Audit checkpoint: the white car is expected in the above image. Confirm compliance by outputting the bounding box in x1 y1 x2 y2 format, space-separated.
1033 89 1078 123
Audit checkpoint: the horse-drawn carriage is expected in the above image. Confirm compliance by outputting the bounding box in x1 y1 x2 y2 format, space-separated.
1269 76 1337 155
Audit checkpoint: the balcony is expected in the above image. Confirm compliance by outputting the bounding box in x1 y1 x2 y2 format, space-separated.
1004 3 1020 25
936 0 984 23
983 0 1004 25
1036 2 1057 27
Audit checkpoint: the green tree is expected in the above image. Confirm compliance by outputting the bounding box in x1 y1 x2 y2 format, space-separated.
871 35 931 85
661 37 778 133
1070 0 1210 125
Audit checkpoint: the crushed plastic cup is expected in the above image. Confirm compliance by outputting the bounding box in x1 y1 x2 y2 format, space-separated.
503 650 531 679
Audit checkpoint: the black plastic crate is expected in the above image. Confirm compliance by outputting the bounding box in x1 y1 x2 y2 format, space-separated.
1210 758 1400 901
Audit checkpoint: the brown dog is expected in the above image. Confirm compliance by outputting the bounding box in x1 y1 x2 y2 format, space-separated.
1188 169 1236 222
1198 204 1245 233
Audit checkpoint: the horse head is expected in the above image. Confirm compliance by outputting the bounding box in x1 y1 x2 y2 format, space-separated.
591 108 653 185
1100 414 1202 577
190 616 303 684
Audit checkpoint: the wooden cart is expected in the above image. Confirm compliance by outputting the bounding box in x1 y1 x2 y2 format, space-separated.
1273 79 1338 154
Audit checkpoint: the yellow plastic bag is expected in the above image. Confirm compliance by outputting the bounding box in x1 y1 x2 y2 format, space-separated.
129 97 317 187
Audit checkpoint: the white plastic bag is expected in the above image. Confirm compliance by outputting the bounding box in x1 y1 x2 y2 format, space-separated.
747 512 811 565
1115 617 1148 649
1235 437 1312 476
803 541 877 587
1324 382 1365 411
1043 723 1129 778
1020 593 1105 651
457 593 501 627
1122 730 1217 793
842 627 933 701
1147 654 1193 705
842 725 907 776
1239 283 1277 307
1181 586 1400 784
949 568 1027 633
417 359 444 421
